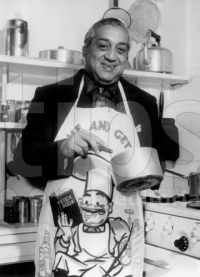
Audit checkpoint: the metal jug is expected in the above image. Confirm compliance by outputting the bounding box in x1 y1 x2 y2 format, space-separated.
5 14 28 57
134 30 173 73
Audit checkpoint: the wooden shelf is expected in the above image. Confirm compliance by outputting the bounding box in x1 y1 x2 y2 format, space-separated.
0 54 189 85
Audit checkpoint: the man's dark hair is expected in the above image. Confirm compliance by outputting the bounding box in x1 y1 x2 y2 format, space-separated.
83 18 130 52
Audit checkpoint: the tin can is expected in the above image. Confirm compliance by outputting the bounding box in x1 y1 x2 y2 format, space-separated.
18 197 29 223
30 197 42 224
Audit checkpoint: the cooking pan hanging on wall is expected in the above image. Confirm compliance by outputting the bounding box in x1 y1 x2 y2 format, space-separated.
159 90 179 162
103 0 131 28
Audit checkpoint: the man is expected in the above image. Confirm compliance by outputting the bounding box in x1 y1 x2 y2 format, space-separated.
14 17 164 180
14 18 165 277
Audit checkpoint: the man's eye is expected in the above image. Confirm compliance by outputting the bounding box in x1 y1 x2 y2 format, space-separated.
99 44 108 50
96 201 100 206
84 200 89 204
117 47 127 54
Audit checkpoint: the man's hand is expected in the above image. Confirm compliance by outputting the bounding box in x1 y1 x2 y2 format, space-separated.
60 129 107 157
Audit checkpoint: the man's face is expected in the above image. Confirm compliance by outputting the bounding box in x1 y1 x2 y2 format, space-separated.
84 25 129 85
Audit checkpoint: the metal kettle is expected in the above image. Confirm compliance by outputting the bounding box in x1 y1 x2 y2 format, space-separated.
134 30 173 73
5 14 28 57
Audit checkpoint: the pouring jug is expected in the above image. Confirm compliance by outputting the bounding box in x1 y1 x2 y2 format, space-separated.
5 14 28 57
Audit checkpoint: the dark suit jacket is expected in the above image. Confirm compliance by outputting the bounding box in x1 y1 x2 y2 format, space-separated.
12 69 165 181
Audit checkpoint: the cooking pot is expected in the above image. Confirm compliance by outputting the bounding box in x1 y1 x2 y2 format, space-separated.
110 147 163 193
134 30 173 73
165 169 200 197
5 14 28 57
39 47 83 64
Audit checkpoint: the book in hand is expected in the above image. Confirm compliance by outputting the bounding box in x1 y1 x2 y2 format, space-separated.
49 189 83 228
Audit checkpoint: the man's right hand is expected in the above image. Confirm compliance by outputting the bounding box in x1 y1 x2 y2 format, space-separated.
60 129 107 157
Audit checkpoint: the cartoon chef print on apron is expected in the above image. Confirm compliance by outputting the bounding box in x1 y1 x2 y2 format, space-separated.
35 78 144 277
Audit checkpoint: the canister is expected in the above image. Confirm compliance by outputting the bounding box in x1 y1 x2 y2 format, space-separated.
30 197 43 224
18 197 29 223
5 14 28 57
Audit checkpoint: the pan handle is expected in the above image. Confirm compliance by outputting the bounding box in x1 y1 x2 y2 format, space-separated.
165 169 189 179
159 91 164 119
113 0 118 7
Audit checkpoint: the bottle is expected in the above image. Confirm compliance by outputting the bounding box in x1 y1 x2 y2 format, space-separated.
39 247 46 277
42 230 51 276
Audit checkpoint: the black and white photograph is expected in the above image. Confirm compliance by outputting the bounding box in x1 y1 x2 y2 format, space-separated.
0 0 199 277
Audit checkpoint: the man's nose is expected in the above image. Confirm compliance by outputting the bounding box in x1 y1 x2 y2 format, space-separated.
104 48 117 61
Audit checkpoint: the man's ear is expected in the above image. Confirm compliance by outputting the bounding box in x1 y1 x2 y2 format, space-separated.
82 46 87 58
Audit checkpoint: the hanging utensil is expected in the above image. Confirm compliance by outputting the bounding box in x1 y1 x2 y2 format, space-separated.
159 89 179 162
103 0 131 28
165 169 200 197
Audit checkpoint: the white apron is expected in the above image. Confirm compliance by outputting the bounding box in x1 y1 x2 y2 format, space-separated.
35 79 144 277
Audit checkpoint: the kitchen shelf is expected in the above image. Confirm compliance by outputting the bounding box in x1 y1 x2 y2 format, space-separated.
0 54 83 70
0 221 38 235
123 69 190 86
0 54 190 85
0 122 26 130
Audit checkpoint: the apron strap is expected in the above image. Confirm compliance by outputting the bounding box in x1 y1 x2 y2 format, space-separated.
118 81 131 116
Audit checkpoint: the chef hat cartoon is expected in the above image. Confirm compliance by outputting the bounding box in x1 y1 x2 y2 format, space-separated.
85 168 114 200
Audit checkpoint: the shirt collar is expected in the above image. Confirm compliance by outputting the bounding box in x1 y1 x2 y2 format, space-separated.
83 73 118 95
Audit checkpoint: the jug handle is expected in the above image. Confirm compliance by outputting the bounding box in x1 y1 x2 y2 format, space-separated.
20 21 28 48
148 29 161 46
144 30 152 65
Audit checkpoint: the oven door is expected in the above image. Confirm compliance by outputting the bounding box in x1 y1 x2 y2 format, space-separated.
144 244 200 277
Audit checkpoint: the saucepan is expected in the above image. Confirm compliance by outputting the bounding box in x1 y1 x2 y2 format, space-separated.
165 169 200 197
39 46 83 64
110 147 163 193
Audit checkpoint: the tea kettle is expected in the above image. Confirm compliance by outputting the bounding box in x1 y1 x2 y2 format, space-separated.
5 14 28 57
134 30 173 73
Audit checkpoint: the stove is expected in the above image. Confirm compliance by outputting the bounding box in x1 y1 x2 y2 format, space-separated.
143 194 200 277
